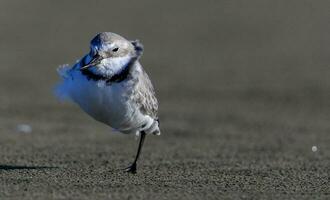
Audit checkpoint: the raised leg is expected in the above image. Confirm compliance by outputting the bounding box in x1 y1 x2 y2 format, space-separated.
124 131 146 174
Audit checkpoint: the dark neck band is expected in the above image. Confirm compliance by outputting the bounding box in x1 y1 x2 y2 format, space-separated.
81 57 137 83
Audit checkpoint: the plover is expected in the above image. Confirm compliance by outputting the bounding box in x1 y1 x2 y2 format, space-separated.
55 32 160 173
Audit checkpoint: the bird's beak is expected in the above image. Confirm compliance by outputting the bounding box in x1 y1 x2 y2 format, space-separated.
80 53 103 70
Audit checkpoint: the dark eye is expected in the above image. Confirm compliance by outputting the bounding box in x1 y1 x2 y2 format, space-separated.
112 47 119 52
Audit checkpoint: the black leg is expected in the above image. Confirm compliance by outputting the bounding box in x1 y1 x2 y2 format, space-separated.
124 131 146 174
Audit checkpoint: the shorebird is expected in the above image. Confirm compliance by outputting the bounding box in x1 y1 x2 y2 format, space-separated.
55 32 160 173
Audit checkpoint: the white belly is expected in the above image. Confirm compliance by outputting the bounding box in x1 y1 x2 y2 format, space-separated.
56 70 146 133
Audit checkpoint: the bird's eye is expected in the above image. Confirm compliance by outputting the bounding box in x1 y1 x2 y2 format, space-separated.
112 47 119 52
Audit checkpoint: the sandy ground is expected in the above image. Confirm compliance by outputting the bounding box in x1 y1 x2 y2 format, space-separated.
0 0 329 199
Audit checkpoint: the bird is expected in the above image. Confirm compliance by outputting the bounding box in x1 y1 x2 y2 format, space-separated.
55 32 160 173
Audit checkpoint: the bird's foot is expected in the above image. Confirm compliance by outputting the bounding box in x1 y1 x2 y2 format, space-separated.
124 163 137 174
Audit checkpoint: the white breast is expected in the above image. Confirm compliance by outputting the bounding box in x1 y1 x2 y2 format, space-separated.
55 65 148 134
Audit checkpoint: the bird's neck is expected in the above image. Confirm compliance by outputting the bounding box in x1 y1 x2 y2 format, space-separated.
99 56 132 76
80 55 137 83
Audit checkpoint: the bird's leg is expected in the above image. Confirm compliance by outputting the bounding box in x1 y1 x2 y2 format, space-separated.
124 131 146 174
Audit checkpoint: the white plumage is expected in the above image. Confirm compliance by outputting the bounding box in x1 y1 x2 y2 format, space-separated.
55 59 159 135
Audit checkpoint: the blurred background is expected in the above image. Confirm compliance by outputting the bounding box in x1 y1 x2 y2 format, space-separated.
0 0 329 199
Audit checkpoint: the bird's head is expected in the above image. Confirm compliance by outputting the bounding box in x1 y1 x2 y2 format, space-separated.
81 32 143 76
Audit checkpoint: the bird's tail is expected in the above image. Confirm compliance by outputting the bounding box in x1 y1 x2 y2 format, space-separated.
140 118 160 136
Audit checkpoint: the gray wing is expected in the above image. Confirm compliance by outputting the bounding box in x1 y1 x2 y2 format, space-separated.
134 68 158 119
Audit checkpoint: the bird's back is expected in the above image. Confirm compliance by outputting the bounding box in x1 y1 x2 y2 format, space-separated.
129 65 160 135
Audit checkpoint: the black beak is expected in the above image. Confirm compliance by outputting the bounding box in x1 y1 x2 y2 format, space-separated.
80 53 103 70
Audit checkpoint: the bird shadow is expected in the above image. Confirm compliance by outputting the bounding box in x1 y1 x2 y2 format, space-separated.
0 165 58 171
